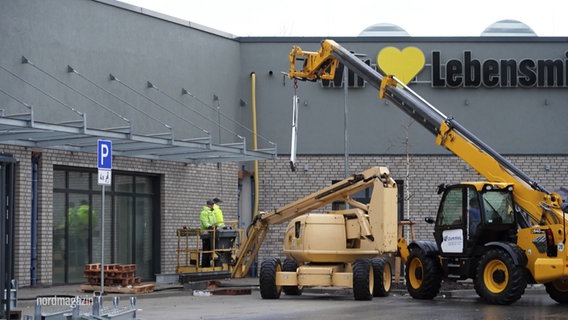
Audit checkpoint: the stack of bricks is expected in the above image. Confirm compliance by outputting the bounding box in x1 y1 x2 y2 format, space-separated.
84 263 142 287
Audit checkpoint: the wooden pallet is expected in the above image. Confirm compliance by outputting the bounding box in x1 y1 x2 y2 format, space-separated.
84 263 140 287
211 287 252 295
80 283 155 294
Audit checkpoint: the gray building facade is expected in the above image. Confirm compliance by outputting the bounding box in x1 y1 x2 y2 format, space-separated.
1 0 566 286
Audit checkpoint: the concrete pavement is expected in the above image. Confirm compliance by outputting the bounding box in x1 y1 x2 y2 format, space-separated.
14 277 259 319
11 278 547 319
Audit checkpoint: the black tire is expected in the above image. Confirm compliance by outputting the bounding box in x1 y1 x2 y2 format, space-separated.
352 259 373 301
282 259 302 296
545 279 568 304
371 257 392 297
405 248 442 300
474 248 527 305
259 258 282 299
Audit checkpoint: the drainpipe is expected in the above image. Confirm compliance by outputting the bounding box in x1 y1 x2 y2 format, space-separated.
250 73 259 218
31 152 41 286
250 72 260 277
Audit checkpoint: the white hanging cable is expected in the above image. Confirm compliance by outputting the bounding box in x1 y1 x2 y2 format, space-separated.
290 79 299 171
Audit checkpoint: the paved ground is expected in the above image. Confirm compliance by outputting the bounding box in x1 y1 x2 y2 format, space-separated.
14 277 258 318
16 277 257 300
11 278 550 319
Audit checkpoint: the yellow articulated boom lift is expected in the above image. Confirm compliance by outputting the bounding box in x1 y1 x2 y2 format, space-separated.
232 166 399 300
287 39 568 305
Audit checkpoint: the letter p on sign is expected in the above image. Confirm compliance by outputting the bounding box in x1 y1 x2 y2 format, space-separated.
97 140 112 169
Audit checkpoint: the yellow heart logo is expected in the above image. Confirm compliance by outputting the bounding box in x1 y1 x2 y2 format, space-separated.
377 47 425 85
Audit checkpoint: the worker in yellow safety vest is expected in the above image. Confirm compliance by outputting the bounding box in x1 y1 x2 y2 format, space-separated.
68 200 96 240
213 198 225 228
200 199 216 230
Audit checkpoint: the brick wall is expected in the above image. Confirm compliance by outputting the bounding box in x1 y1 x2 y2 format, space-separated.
3 142 566 285
254 154 568 268
158 161 239 274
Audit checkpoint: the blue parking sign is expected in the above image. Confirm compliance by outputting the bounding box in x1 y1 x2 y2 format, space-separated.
97 140 112 169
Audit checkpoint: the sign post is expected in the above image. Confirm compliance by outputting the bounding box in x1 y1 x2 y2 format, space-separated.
97 140 112 294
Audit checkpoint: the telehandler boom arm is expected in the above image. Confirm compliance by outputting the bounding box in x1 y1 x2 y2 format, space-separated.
288 40 565 226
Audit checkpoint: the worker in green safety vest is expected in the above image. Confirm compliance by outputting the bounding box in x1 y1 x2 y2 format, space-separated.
200 200 216 230
67 200 96 239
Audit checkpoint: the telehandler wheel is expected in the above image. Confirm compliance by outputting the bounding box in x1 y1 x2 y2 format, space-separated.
282 259 302 296
260 258 282 299
474 248 527 305
353 259 373 301
545 278 568 304
405 248 442 300
371 257 392 297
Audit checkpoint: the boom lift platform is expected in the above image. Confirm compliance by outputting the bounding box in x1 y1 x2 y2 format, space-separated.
176 223 242 283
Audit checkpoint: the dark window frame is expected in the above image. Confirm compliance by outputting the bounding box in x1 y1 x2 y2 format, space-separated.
53 166 161 284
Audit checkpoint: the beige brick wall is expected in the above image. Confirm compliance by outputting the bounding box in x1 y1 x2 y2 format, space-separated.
254 154 568 269
4 143 566 284
158 161 239 274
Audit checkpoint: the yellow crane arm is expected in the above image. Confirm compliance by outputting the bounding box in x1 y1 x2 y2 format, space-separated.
231 217 269 278
288 39 565 225
289 42 338 81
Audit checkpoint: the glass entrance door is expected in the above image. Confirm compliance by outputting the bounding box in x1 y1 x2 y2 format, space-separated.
53 168 159 284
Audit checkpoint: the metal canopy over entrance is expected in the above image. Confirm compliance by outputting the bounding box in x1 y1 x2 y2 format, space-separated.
0 112 276 163
0 58 277 164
